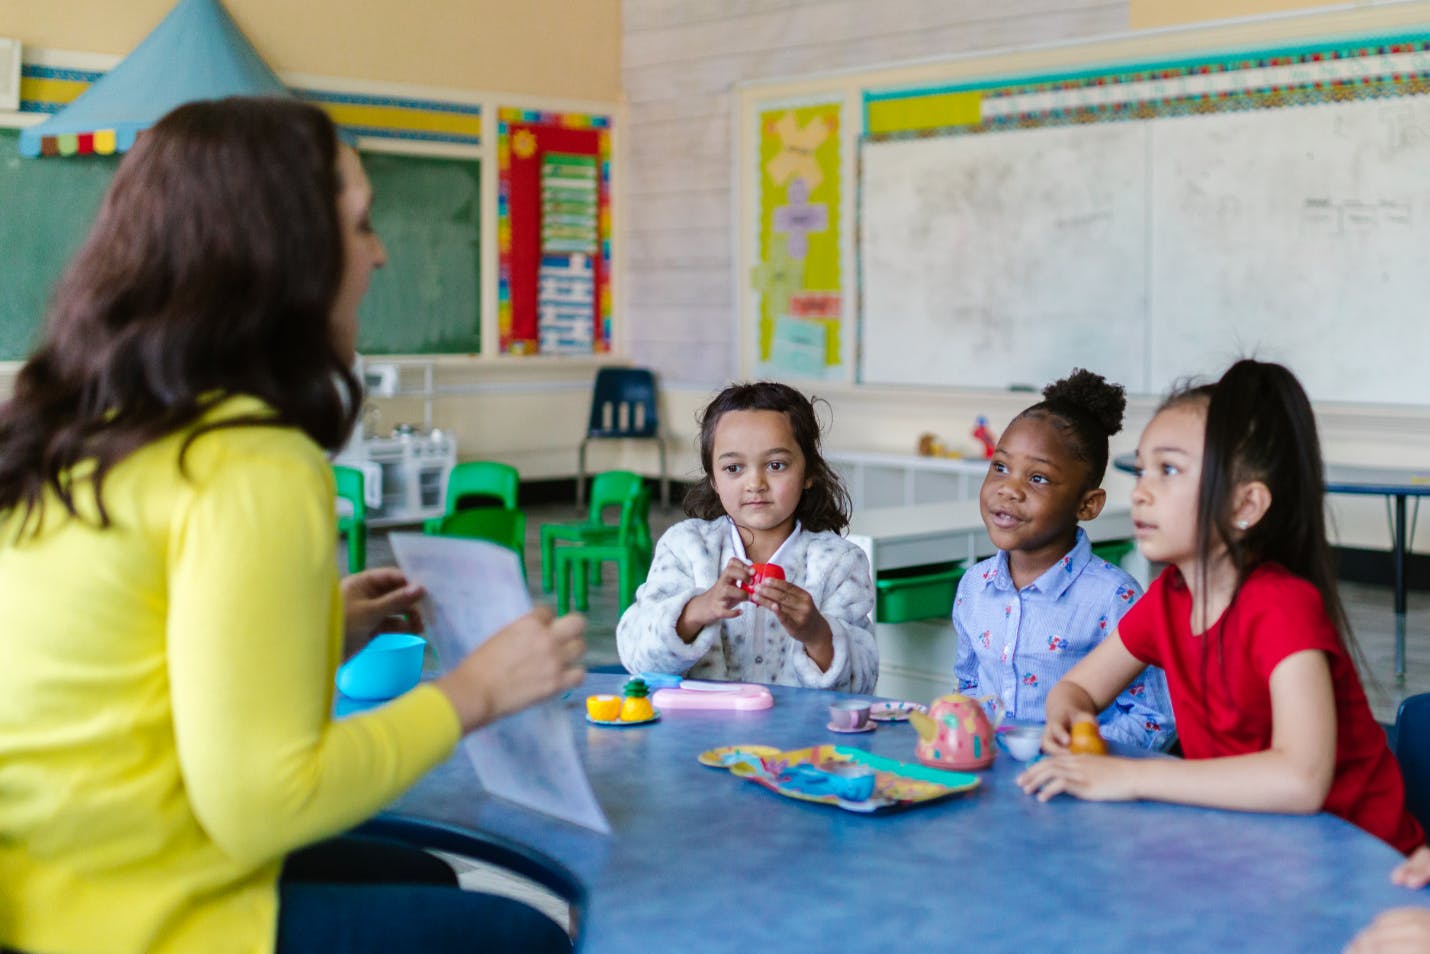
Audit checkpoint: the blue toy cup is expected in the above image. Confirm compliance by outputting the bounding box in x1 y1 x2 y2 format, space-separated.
336 632 427 701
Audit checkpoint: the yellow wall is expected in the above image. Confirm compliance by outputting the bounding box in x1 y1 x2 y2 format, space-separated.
2 0 622 99
1131 0 1355 29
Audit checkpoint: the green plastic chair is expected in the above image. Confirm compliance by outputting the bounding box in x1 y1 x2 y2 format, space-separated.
554 484 653 615
428 508 528 579
424 461 520 532
333 465 367 575
423 461 524 567
540 470 648 593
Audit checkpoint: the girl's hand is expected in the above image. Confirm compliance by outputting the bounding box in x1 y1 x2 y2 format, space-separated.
752 579 827 643
1041 691 1100 755
676 558 752 640
752 579 835 670
1345 907 1430 953
434 607 587 733
1391 844 1430 889
340 567 425 659
1017 754 1142 802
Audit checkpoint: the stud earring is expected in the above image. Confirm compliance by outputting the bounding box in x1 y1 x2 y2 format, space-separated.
1236 520 1249 530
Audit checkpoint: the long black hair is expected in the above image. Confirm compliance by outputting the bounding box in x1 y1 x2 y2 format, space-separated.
1191 359 1358 656
0 97 360 532
684 381 851 533
1195 361 1349 637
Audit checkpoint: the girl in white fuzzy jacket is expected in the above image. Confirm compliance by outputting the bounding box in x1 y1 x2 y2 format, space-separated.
617 382 877 693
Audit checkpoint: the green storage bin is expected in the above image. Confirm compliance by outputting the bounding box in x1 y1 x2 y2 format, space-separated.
1091 538 1136 568
875 561 966 623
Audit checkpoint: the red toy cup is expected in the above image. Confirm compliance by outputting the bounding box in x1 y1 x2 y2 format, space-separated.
741 562 785 594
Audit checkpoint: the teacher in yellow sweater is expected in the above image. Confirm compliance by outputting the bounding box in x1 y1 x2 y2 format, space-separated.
0 98 584 954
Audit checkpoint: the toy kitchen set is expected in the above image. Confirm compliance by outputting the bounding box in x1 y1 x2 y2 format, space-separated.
335 358 456 526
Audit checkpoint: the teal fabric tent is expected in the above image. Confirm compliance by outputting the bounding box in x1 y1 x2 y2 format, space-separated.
19 0 290 158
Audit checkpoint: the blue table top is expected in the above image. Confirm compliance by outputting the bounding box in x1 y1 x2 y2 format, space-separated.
390 674 1430 951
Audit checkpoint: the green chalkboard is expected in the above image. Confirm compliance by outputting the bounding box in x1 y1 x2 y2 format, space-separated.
0 128 115 361
0 133 480 361
357 151 481 354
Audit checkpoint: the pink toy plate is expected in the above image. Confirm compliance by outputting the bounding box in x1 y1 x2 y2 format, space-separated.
652 681 774 711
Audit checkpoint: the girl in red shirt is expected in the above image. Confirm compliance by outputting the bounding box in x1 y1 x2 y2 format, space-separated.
1018 359 1425 859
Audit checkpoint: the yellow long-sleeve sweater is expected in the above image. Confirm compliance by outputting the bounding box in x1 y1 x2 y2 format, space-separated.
0 395 460 954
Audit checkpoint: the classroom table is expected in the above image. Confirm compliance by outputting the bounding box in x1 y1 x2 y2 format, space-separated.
1113 454 1430 678
1323 465 1430 679
383 673 1428 952
844 498 1134 573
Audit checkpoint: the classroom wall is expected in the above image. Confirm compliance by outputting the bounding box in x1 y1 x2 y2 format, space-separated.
5 1 1429 557
619 0 1128 388
1 0 622 100
625 0 1430 556
1130 0 1346 30
0 0 625 484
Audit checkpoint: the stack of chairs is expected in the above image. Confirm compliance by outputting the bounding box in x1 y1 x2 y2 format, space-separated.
543 470 653 616
424 461 526 574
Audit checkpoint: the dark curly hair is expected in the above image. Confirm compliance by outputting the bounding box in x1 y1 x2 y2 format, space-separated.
683 381 851 533
1014 367 1126 490
0 97 359 533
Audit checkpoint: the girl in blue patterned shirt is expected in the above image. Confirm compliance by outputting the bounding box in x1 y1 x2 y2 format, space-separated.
953 369 1174 750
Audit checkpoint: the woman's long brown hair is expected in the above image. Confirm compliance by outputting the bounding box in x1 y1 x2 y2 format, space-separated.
0 97 361 532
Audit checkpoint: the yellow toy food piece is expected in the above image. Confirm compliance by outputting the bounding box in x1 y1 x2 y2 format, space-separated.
620 696 655 722
586 694 621 721
1068 721 1107 755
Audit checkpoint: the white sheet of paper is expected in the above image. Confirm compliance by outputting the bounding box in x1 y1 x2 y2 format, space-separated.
388 533 609 834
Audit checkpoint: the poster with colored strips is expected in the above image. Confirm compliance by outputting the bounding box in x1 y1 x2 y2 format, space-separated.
538 153 598 353
753 101 842 379
498 109 612 355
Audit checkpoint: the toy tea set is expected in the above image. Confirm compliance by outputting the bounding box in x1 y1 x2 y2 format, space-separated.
583 558 1110 813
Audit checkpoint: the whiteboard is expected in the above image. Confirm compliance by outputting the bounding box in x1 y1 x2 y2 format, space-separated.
859 96 1430 404
1151 99 1430 404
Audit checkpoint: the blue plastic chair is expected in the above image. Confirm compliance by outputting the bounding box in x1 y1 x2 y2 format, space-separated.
578 368 668 510
1395 693 1430 830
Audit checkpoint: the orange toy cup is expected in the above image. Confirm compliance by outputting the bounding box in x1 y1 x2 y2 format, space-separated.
1069 720 1108 755
586 695 622 721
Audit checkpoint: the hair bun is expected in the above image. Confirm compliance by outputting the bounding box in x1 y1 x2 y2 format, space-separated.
1042 368 1126 437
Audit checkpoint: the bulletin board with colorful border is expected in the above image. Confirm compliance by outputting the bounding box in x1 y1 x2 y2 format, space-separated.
5 66 490 358
737 8 1430 394
496 107 613 355
750 99 844 380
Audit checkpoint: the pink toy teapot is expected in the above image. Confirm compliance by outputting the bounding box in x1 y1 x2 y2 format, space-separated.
908 693 1004 771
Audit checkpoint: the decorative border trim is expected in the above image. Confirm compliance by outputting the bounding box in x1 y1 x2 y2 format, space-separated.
15 64 483 145
863 33 1430 140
